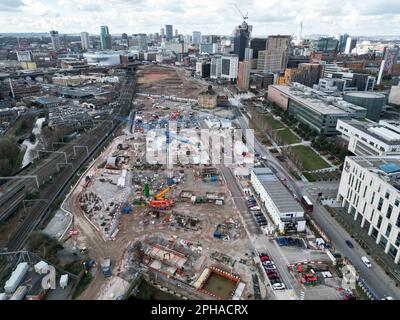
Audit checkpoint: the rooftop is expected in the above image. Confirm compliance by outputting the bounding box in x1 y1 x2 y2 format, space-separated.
339 119 400 145
252 167 303 213
271 83 362 116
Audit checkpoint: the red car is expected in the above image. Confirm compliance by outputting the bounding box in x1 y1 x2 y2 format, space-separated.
260 256 270 262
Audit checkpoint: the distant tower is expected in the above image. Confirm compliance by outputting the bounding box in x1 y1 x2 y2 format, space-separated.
100 25 112 50
49 30 60 51
80 32 89 51
165 25 173 41
296 21 303 45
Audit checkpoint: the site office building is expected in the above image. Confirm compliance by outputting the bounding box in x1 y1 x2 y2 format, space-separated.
251 168 306 233
337 156 400 264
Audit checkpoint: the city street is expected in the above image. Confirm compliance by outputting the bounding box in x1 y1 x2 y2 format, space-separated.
233 104 400 299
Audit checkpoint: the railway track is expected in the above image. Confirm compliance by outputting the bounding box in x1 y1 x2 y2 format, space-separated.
0 66 137 265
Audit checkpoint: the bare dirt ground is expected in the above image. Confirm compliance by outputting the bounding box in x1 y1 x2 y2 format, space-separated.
137 64 206 99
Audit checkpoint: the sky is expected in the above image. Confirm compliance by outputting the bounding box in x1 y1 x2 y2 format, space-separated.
0 0 399 36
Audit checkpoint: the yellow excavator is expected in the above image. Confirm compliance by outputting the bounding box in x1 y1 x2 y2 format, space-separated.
155 187 171 200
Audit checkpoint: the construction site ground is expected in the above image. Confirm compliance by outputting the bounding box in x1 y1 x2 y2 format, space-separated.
137 64 207 99
57 94 259 300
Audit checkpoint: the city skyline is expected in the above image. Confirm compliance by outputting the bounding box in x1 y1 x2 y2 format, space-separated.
1 0 400 36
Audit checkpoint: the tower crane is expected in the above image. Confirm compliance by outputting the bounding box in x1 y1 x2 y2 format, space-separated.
234 4 248 21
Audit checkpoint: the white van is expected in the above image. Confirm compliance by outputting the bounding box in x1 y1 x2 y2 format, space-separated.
361 256 372 268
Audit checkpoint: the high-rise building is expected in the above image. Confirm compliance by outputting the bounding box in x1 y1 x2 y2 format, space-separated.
244 48 253 60
160 28 165 38
250 38 267 59
233 21 252 61
80 32 89 51
257 35 290 73
165 25 173 41
210 54 239 83
49 30 60 51
100 25 112 50
237 60 252 91
310 37 339 53
192 31 201 45
345 37 357 54
339 33 349 53
184 35 192 44
131 34 148 51
175 29 178 37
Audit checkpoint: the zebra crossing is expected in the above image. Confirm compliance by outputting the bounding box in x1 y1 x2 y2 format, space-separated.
300 291 305 300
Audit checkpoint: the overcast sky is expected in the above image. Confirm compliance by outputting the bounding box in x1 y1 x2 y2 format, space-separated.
1 0 399 36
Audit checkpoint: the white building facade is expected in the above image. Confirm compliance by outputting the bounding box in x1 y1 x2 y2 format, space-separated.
251 168 306 233
337 156 400 264
337 119 400 156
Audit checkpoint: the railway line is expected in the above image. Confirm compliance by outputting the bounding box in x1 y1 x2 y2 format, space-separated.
0 65 137 273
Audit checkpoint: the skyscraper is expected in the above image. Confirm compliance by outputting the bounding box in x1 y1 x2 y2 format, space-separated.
233 21 252 61
165 25 173 41
131 34 148 51
344 37 357 54
250 38 267 59
338 33 349 53
192 31 201 45
100 25 112 50
160 28 165 38
238 60 252 91
257 35 290 73
80 32 89 51
49 30 60 51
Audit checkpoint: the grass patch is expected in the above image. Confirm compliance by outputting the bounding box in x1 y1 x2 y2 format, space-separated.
73 272 93 299
264 114 284 130
303 171 318 182
290 145 330 171
275 128 301 145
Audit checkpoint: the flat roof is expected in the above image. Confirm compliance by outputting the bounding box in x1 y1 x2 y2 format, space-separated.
271 85 350 116
344 91 385 99
252 168 303 213
339 119 400 145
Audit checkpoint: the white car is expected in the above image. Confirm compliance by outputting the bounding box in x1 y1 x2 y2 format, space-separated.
250 206 261 211
361 256 372 268
381 296 394 300
272 283 286 290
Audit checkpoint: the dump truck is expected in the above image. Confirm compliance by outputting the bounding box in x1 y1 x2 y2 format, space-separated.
102 257 112 277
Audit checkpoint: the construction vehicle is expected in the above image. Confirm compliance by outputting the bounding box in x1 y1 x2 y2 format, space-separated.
155 187 171 200
101 257 112 277
149 199 174 210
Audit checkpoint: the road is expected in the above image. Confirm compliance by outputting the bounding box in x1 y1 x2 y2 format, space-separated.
232 102 400 299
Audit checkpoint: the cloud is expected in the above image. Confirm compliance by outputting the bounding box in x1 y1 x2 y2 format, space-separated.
0 0 399 35
0 0 24 11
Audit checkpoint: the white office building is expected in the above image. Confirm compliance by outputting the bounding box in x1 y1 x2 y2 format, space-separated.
337 156 400 264
337 119 400 156
251 167 306 233
210 54 238 82
80 32 90 51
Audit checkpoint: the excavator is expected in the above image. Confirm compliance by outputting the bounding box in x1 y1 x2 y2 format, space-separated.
155 187 171 200
149 187 174 209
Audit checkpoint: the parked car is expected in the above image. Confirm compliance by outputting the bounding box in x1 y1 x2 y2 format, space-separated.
263 260 275 266
268 274 280 280
260 255 270 262
264 265 277 270
258 221 268 226
250 206 261 211
345 240 354 248
272 283 286 290
361 256 372 268
253 212 264 217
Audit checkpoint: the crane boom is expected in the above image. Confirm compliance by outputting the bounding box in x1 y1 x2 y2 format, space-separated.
234 4 248 20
